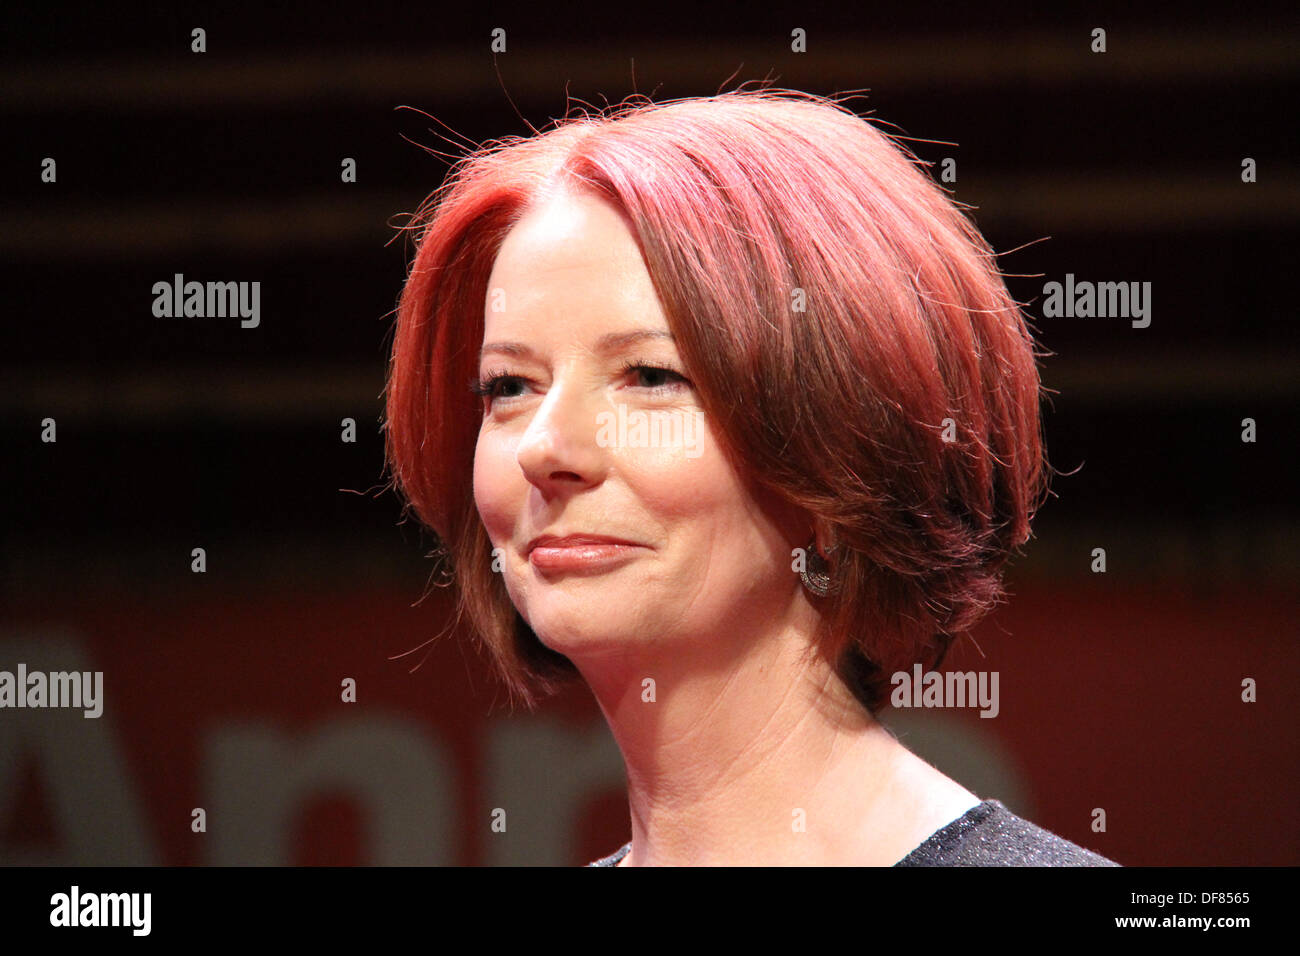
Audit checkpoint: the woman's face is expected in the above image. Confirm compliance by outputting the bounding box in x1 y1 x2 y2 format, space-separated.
473 188 805 664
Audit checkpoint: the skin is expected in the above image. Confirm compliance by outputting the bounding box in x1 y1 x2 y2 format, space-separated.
473 185 980 866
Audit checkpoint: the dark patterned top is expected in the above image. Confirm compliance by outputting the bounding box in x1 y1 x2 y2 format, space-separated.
586 799 1119 866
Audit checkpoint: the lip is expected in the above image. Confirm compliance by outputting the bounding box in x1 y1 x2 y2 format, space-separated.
526 533 647 574
526 533 644 554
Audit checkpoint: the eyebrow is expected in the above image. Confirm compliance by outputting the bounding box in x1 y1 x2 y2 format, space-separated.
478 329 675 364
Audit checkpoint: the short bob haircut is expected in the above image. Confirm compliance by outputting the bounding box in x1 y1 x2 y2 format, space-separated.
384 88 1049 716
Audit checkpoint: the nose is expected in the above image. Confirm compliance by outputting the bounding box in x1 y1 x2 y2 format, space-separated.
515 375 608 493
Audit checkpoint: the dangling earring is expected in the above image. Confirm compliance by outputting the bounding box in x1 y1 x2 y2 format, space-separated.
800 535 840 597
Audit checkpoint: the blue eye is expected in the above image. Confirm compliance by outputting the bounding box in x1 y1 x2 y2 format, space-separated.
620 360 691 391
468 360 693 407
469 369 523 401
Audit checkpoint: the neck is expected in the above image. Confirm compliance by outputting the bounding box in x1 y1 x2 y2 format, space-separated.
577 612 979 866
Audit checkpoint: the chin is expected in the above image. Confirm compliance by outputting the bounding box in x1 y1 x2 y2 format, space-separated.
522 598 642 654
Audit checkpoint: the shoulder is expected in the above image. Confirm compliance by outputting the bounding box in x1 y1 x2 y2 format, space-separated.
895 799 1119 867
586 801 1119 867
586 841 632 867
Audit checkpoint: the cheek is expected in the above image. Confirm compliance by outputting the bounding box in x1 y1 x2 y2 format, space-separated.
472 429 522 540
617 416 741 520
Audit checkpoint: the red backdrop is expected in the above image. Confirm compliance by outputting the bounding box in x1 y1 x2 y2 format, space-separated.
1 577 1295 865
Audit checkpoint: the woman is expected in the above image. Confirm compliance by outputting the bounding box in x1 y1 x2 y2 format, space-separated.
384 88 1117 866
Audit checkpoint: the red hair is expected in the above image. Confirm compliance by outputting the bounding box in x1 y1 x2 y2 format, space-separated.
384 88 1050 714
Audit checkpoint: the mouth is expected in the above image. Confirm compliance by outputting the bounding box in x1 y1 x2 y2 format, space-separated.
525 533 647 575
526 533 644 555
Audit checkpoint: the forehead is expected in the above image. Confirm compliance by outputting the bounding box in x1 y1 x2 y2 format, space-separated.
485 190 665 330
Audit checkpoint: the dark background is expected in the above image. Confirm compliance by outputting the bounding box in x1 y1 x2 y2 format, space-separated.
1 1 1296 866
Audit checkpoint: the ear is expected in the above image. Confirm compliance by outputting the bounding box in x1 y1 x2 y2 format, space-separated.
812 521 838 560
